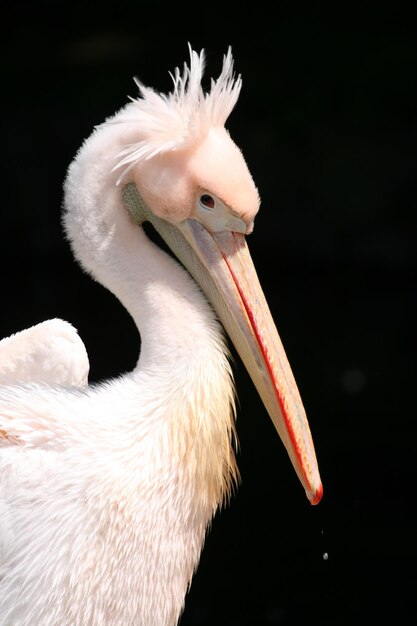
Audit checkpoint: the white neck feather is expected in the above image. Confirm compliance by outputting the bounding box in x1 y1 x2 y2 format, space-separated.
58 120 239 624
64 120 234 402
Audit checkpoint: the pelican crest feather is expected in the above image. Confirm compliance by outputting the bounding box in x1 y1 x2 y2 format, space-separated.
113 46 242 182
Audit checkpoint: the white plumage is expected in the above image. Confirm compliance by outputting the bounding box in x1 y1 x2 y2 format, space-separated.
0 320 89 387
0 47 322 625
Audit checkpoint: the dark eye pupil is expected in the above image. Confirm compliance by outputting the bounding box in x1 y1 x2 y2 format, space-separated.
200 194 215 209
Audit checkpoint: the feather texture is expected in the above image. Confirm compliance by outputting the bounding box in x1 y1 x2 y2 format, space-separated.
112 46 242 183
0 319 89 387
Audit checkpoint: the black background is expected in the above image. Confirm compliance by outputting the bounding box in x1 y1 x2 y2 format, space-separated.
1 3 416 625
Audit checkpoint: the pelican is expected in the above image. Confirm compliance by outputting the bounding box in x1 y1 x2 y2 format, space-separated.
0 47 322 625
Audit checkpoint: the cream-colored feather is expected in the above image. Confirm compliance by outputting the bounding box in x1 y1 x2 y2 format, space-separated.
0 319 89 387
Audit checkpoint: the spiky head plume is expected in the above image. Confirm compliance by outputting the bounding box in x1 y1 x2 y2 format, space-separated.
112 46 242 182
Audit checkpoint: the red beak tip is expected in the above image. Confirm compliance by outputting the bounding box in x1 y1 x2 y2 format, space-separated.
307 482 323 506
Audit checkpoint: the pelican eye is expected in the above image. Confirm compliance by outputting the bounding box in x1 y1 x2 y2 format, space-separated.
200 194 215 210
194 192 248 234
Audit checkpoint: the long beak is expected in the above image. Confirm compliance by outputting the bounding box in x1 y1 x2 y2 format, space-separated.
123 184 323 505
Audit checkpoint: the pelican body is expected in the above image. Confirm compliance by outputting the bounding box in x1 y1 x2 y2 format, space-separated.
0 48 322 625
